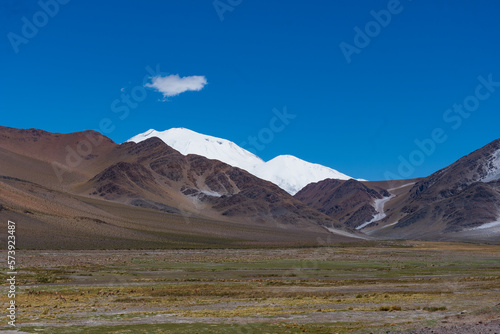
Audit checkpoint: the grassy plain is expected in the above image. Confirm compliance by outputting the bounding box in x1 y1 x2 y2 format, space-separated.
1 241 499 333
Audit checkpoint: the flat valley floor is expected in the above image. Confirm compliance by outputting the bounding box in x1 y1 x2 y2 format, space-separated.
1 241 500 333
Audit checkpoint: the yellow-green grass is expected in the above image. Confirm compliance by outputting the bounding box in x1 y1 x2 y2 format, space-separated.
1 241 499 333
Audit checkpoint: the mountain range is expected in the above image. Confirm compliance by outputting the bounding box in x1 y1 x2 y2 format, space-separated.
0 126 355 249
128 128 354 195
0 125 499 249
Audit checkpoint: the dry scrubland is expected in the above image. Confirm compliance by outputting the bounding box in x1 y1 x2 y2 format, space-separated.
1 241 499 333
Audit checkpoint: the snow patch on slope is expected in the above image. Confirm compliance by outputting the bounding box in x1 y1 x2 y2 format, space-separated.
199 189 223 197
128 128 355 195
356 195 394 230
468 220 500 230
387 182 415 192
324 227 367 239
482 149 500 182
460 218 500 238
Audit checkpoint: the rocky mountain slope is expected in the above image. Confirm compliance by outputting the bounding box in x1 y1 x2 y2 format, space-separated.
0 126 356 249
369 138 500 241
295 139 500 242
295 179 390 229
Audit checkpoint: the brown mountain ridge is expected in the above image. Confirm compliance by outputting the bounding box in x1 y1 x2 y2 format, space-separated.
296 139 500 243
0 126 356 249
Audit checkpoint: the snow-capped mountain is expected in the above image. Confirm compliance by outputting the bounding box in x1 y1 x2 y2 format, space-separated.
128 128 264 172
252 155 352 195
127 128 355 195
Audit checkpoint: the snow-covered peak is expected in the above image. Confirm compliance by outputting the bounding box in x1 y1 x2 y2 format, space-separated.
128 128 264 172
129 128 158 140
252 155 352 195
127 128 356 195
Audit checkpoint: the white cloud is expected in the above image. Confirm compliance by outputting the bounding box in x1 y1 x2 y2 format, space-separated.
145 74 207 98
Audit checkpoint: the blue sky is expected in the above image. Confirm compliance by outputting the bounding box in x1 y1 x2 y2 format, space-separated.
1 0 500 181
